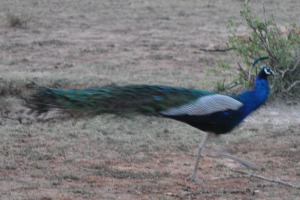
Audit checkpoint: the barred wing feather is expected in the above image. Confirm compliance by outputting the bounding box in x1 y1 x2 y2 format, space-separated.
160 94 243 116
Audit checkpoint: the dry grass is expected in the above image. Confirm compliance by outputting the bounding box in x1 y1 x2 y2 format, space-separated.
0 0 300 199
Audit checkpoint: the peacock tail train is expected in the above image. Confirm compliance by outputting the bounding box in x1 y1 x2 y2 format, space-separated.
26 85 214 116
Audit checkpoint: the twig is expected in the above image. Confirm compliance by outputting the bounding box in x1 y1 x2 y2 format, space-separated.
212 174 252 180
230 169 300 189
237 62 248 81
286 80 300 92
290 58 300 72
281 57 300 78
198 47 234 52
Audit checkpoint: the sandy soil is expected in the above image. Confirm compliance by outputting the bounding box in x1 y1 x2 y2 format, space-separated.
0 0 300 199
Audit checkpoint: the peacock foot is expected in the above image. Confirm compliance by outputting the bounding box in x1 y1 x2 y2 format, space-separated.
186 174 203 185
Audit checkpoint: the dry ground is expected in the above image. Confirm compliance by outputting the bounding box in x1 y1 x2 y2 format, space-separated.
0 0 300 199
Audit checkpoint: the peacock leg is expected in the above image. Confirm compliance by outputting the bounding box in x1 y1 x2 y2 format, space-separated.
212 137 261 170
187 133 211 184
218 151 261 170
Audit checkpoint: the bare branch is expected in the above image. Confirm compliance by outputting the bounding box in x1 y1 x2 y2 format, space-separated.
249 23 277 62
287 80 300 92
290 57 300 72
230 169 300 189
263 3 267 28
237 62 248 80
281 57 300 78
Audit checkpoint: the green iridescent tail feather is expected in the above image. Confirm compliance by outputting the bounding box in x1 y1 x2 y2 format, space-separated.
26 85 213 117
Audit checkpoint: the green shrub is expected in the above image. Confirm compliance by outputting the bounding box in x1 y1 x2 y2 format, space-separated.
217 1 300 98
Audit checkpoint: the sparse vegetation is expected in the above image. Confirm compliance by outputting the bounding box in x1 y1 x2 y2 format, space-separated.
215 163 227 169
215 1 300 98
4 12 31 28
62 173 80 181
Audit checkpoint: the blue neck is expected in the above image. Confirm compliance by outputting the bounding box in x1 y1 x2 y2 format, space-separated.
239 76 270 117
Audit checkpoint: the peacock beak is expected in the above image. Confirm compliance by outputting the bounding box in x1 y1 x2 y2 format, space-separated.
270 68 277 75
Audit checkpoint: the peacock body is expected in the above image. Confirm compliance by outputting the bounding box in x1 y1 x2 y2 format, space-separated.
26 66 275 183
27 67 273 134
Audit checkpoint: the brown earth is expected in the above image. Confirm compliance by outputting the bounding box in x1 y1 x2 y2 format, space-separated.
0 0 300 199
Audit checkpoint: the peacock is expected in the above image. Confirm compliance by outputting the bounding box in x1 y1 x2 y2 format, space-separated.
25 61 275 183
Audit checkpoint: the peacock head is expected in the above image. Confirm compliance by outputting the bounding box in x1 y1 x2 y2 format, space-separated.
258 66 276 79
252 57 276 79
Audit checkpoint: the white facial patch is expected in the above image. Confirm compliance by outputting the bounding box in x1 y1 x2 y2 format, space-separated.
161 94 243 116
262 66 275 75
264 68 271 75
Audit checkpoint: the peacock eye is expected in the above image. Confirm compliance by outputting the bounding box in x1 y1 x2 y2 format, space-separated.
264 68 271 75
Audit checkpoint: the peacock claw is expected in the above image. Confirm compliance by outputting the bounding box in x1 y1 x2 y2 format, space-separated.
186 175 203 185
